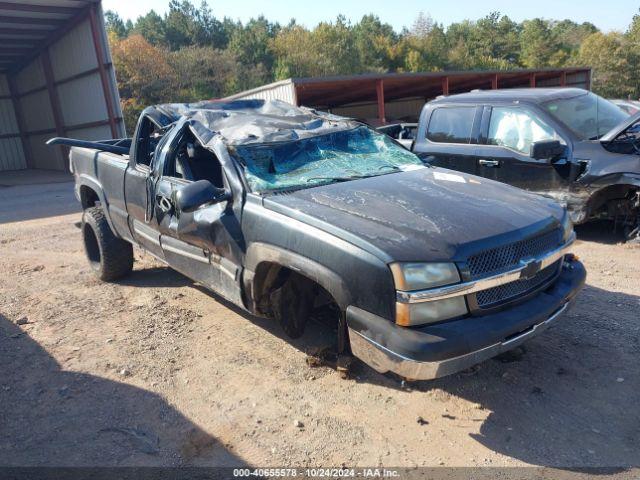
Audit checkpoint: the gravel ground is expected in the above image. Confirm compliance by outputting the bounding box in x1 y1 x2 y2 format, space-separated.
0 180 638 469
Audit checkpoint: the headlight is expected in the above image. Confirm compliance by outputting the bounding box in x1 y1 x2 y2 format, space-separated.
562 213 573 241
389 262 460 291
396 297 468 327
390 262 467 326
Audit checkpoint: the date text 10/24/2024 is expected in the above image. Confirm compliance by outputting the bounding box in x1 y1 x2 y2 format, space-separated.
233 468 401 478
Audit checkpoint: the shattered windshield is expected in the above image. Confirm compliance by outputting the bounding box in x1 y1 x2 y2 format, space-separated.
233 126 424 193
543 92 628 140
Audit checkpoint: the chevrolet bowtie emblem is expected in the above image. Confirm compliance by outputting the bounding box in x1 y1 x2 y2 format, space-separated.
520 258 543 280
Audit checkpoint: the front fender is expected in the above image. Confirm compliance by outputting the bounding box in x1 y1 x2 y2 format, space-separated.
588 172 640 190
244 242 353 311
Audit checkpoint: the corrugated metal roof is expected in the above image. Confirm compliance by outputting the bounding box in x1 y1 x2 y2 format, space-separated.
225 68 592 109
0 0 97 74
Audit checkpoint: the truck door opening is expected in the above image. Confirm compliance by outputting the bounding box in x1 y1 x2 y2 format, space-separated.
165 130 225 189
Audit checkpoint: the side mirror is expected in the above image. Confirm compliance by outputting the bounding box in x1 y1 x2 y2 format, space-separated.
176 180 230 213
531 140 565 161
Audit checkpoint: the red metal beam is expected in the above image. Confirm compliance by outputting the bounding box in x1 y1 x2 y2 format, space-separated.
54 64 112 88
491 74 499 89
0 2 79 15
11 65 113 99
376 79 386 124
441 76 449 95
7 74 32 168
530 72 537 87
560 71 567 87
88 5 118 138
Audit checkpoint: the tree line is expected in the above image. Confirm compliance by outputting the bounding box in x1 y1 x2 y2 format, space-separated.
106 1 640 132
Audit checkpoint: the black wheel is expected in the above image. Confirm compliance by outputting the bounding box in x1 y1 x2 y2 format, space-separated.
271 272 314 339
82 207 133 281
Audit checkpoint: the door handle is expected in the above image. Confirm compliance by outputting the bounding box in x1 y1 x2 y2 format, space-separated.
479 159 500 167
157 195 173 213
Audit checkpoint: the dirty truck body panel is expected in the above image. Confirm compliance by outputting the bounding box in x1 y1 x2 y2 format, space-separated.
412 88 640 233
56 99 586 380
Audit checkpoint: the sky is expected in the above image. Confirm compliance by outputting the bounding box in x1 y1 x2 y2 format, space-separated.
102 0 637 33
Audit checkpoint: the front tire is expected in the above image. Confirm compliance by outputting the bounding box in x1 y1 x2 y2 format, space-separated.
271 272 314 339
82 207 133 281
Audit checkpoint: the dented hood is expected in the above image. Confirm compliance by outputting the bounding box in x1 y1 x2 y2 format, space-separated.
264 167 565 262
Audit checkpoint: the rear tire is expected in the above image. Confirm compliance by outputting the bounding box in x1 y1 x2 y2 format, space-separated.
82 207 133 281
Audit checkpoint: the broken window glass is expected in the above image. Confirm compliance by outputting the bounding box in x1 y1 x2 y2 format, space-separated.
488 107 562 155
233 126 424 193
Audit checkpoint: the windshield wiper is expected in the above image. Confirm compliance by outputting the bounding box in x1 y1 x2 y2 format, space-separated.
306 173 381 184
307 167 402 184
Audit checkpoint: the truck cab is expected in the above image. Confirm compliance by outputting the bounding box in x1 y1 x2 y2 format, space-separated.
412 89 640 240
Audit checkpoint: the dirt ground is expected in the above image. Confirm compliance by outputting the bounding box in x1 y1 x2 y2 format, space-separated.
0 178 639 470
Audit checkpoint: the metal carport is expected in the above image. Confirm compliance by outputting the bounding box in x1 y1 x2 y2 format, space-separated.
0 0 124 173
225 68 592 126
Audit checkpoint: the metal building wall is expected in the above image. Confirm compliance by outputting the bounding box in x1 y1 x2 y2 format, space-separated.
2 4 124 173
332 98 425 123
0 74 27 171
224 80 297 105
14 55 62 170
536 71 590 89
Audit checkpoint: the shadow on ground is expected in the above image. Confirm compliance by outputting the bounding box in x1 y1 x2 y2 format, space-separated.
354 284 640 470
106 251 640 471
0 313 250 468
0 182 79 224
575 220 629 244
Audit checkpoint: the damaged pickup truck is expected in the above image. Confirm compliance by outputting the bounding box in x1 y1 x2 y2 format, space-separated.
412 88 640 241
48 99 585 380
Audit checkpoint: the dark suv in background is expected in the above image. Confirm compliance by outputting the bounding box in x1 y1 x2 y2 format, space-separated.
412 88 640 241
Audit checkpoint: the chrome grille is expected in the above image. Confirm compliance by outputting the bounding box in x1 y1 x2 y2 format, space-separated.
467 229 562 279
476 260 561 308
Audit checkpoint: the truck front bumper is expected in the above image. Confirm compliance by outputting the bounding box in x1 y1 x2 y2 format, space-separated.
347 258 586 380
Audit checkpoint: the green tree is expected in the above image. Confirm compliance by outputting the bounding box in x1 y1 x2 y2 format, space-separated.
110 34 176 130
393 13 448 72
578 32 633 98
445 13 519 69
228 16 279 83
133 10 166 46
353 15 397 72
168 46 238 99
272 16 359 79
520 19 558 68
105 11 130 39
164 0 227 50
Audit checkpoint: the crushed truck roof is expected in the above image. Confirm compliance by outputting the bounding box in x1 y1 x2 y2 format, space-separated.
157 99 357 146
